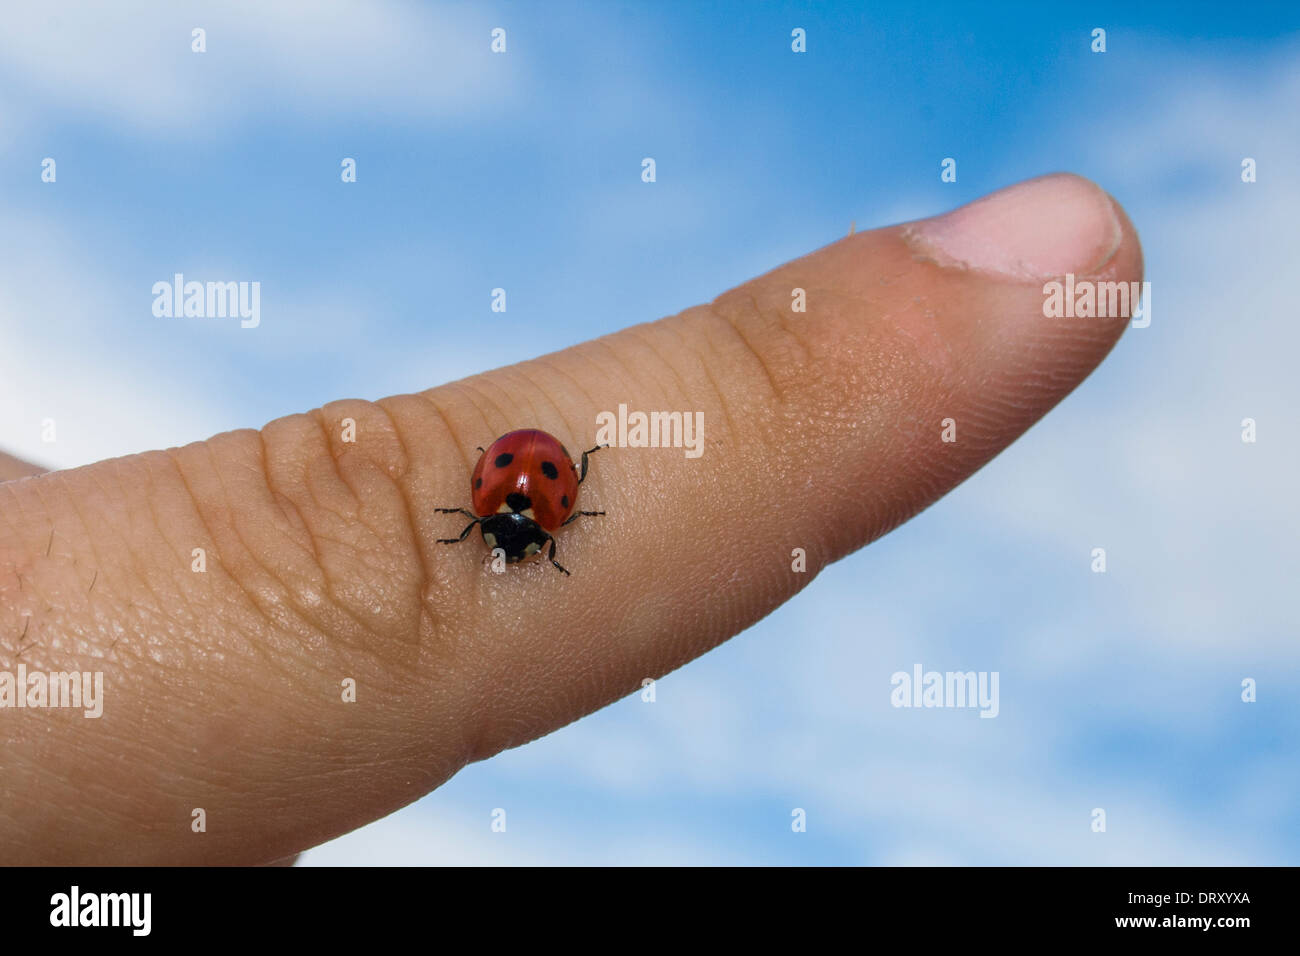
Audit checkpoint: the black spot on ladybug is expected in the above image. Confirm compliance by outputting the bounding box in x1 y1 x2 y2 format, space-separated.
561 495 569 509
506 492 531 513
475 477 483 489
541 460 559 479
495 453 514 468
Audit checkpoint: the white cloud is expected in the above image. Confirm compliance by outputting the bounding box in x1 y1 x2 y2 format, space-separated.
0 0 516 141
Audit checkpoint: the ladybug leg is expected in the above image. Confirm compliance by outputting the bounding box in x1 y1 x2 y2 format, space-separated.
437 517 482 545
435 507 478 520
544 534 570 576
575 443 610 484
561 510 606 526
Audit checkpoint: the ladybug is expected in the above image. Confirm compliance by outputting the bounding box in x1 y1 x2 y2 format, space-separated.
436 429 607 575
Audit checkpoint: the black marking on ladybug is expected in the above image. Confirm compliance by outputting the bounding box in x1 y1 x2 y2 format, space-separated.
541 460 559 479
479 513 549 563
561 494 570 509
475 477 483 489
506 492 532 513
495 452 514 468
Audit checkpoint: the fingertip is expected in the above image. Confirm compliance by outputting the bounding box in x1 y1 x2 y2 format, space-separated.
904 172 1132 281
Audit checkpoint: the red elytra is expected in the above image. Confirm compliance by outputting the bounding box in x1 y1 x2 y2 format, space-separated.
471 429 580 532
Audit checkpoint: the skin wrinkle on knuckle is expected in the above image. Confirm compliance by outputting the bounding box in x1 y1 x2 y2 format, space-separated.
564 311 821 613
498 362 581 443
531 353 603 415
592 328 675 409
316 399 429 605
624 326 696 412
587 336 652 405
643 309 741 449
151 451 291 681
414 389 478 475
475 369 542 426
703 303 807 453
652 313 744 452
259 402 426 653
169 437 318 655
160 420 386 683
674 294 826 459
574 308 818 646
705 287 817 406
453 378 519 435
364 398 439 625
691 271 936 561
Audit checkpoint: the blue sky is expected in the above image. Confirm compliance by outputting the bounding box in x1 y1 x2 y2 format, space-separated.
1 1 1296 864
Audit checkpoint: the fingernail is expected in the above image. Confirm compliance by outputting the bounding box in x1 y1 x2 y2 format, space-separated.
907 174 1122 280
